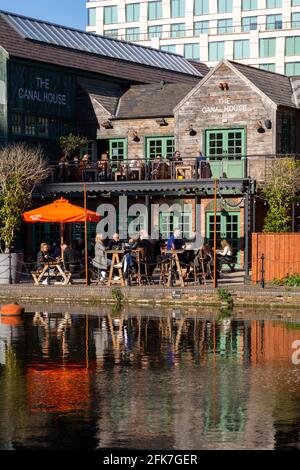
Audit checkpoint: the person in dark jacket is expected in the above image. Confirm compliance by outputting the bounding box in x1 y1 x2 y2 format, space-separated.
63 242 77 274
36 243 51 270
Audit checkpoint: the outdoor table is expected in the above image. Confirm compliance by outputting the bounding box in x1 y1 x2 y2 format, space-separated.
161 249 185 287
175 164 193 180
31 261 71 286
106 250 125 286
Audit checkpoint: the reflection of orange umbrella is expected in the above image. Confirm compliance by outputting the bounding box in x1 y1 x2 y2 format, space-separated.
27 366 90 413
23 196 101 285
22 197 100 223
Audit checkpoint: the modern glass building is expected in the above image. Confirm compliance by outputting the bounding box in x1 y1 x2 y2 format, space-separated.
86 0 300 75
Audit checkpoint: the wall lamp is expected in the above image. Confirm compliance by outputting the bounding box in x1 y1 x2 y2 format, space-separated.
128 130 140 142
186 124 197 136
156 118 168 126
101 120 113 129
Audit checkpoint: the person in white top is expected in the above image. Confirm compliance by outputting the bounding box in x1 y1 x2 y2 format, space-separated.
217 239 235 272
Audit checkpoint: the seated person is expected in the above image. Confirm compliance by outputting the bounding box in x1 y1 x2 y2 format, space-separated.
217 239 234 271
92 234 111 281
36 243 51 271
152 155 164 180
167 228 184 251
107 232 122 251
63 242 77 274
97 153 109 181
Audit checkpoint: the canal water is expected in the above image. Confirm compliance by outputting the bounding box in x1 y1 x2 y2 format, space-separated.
0 306 300 450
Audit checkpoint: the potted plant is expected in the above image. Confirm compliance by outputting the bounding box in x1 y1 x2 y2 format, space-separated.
59 133 87 159
0 143 49 284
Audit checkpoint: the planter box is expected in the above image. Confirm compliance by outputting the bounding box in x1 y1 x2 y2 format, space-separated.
0 253 24 284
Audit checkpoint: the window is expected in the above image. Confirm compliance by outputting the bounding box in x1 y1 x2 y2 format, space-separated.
125 27 140 41
218 0 233 14
217 19 233 34
242 16 257 31
292 0 300 5
184 43 200 60
104 6 118 24
87 8 96 27
292 13 300 29
285 62 300 76
104 29 119 39
266 0 282 7
11 114 22 135
146 137 175 160
194 0 209 15
194 21 209 35
281 117 291 153
286 37 300 56
266 14 282 30
259 38 276 57
209 42 225 61
24 116 36 136
159 212 192 240
37 117 49 137
160 45 177 53
171 23 185 38
242 0 257 10
148 1 162 20
234 40 250 59
109 138 127 161
126 3 140 22
171 0 185 18
148 25 163 39
259 63 276 71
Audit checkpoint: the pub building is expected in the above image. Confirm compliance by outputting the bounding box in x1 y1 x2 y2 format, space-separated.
0 10 300 270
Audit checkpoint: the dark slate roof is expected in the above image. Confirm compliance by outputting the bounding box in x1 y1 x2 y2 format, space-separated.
116 82 197 118
77 77 123 115
0 10 206 84
229 60 296 108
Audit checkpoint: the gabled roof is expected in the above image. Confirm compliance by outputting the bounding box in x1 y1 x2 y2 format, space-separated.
228 61 297 109
77 77 123 115
175 59 299 112
0 10 207 83
116 82 197 119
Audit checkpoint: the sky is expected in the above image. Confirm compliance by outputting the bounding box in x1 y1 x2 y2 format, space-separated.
0 0 86 30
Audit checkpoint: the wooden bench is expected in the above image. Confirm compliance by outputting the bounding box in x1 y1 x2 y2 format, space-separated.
219 257 238 272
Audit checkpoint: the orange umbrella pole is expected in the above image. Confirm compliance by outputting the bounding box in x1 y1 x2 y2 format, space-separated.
84 183 89 287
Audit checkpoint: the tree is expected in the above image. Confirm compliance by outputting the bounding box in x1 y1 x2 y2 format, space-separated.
59 133 87 159
0 143 49 253
262 157 300 232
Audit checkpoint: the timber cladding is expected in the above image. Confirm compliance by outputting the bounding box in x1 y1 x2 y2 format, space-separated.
175 62 275 180
252 232 300 283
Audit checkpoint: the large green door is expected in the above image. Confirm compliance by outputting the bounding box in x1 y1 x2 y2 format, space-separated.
205 129 246 178
206 211 240 263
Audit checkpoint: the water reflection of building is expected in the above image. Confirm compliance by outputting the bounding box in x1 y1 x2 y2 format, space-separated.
1 311 300 449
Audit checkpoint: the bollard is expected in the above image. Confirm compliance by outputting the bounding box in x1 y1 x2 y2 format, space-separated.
260 254 265 289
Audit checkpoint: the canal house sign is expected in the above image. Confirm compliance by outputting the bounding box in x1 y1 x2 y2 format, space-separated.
9 62 75 118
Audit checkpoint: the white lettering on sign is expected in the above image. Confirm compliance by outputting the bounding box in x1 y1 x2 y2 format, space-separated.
17 77 67 106
201 98 247 114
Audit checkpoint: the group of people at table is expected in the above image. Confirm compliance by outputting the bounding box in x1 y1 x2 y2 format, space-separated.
57 150 212 183
35 230 234 285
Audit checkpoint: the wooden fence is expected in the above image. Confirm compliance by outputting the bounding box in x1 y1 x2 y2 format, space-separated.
252 233 300 283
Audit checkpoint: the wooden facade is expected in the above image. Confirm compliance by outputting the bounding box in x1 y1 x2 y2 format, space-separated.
252 233 300 283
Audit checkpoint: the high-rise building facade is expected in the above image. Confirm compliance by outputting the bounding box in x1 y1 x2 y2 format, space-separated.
86 0 300 75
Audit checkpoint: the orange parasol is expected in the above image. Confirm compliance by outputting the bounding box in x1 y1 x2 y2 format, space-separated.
23 195 101 286
23 197 100 223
